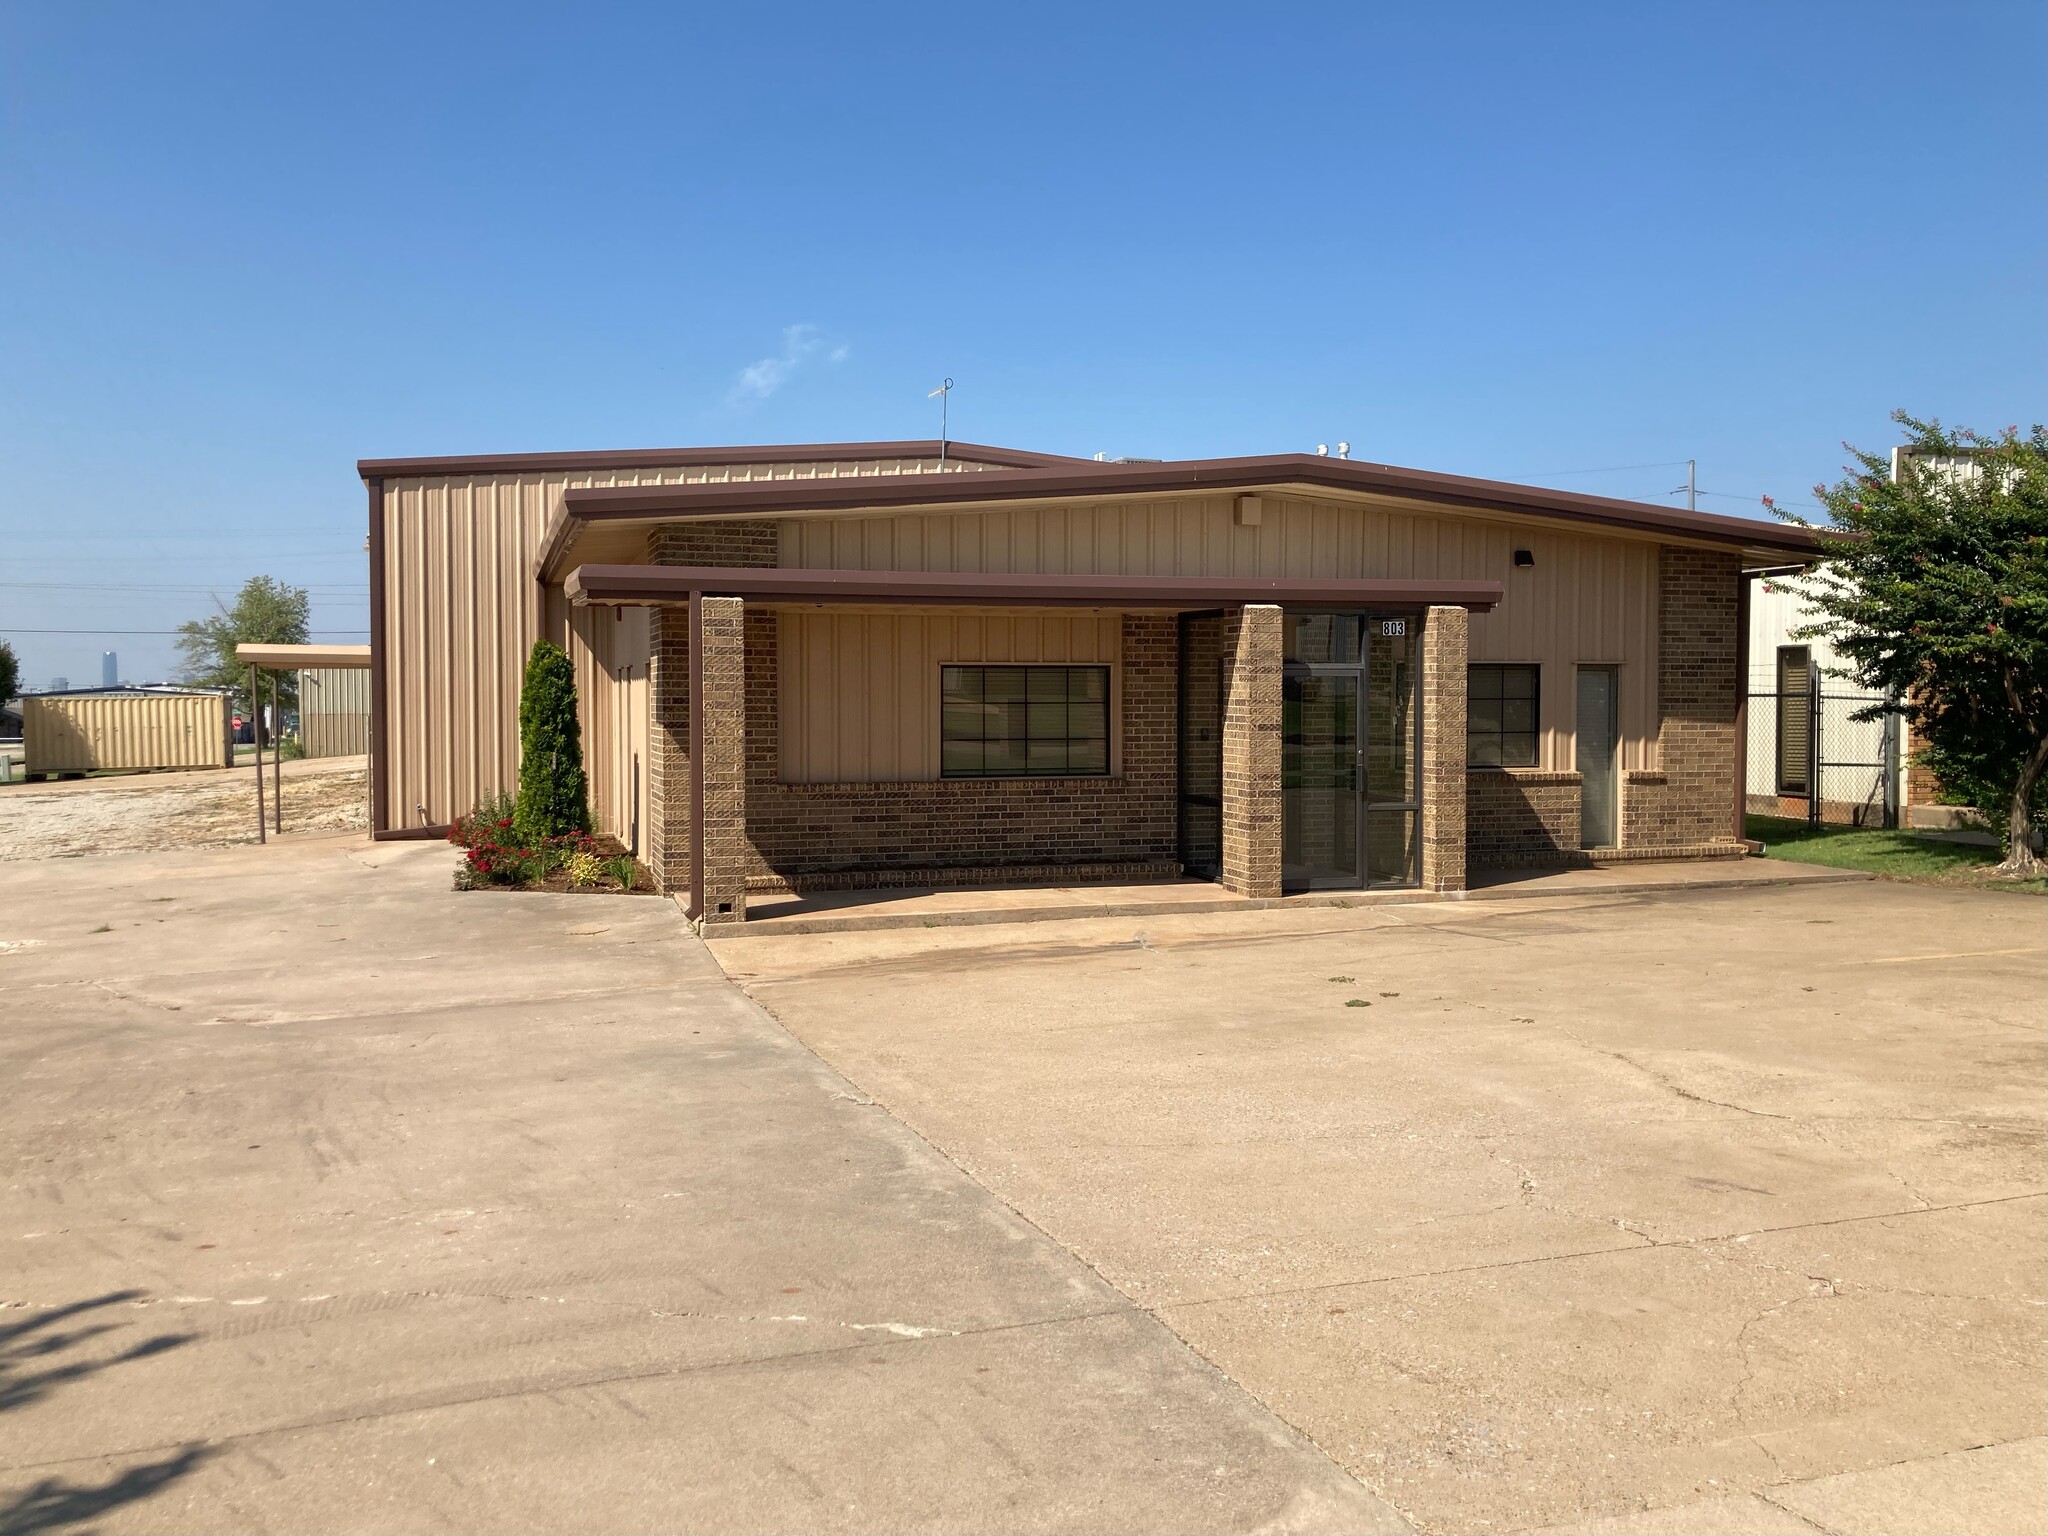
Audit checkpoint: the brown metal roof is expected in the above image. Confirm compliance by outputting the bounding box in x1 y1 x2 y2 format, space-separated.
356 439 1090 479
564 564 1504 613
554 452 1834 558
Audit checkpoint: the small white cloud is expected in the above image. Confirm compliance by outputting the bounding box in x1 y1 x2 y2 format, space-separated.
728 324 848 404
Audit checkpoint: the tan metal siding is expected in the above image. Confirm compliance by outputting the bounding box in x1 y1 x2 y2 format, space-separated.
781 495 1662 772
23 694 229 774
379 455 980 829
779 613 1121 782
568 602 651 854
297 668 370 758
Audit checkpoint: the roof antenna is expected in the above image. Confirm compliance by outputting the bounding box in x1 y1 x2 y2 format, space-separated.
928 378 954 465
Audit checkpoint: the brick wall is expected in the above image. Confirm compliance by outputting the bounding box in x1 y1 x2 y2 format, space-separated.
1468 770 1581 867
1420 606 1468 891
1622 546 1744 850
741 611 1180 885
1220 604 1283 898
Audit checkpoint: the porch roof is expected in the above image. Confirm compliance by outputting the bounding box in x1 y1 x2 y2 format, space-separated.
563 564 1505 612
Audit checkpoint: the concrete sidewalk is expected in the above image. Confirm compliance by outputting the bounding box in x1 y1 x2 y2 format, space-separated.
730 857 1867 937
0 835 1399 1533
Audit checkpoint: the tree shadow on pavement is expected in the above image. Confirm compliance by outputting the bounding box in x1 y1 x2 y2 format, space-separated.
0 1290 212 1535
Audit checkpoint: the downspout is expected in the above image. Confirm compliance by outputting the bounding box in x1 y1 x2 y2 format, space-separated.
1735 570 1752 845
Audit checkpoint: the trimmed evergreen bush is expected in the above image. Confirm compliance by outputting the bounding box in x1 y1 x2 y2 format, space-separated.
513 640 592 843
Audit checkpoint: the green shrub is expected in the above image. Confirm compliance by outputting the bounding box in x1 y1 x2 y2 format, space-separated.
513 641 591 844
605 854 637 891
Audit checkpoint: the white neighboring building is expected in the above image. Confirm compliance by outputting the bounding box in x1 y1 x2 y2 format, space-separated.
1745 571 1903 823
1744 443 1973 829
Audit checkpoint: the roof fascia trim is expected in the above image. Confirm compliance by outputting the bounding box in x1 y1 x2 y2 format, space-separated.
563 564 1504 613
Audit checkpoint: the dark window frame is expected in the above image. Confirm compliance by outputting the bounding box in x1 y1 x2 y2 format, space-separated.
1467 663 1540 768
940 663 1113 779
1775 645 1812 795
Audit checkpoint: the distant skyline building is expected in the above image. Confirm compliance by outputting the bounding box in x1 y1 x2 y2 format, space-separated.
102 651 119 687
49 676 69 691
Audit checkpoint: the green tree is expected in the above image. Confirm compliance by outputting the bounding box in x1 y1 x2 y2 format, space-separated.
513 640 591 842
1777 412 2047 877
0 639 18 704
175 576 311 714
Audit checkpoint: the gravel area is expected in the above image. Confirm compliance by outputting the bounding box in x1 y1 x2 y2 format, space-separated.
0 758 368 859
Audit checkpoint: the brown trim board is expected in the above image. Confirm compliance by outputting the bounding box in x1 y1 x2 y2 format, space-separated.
567 565 1504 612
366 475 389 835
358 439 1089 479
557 454 1836 559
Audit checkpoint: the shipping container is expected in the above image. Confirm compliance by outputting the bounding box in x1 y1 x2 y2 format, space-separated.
23 691 231 775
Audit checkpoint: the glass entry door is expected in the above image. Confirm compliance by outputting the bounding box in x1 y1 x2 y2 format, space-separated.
1283 669 1362 886
1282 613 1419 890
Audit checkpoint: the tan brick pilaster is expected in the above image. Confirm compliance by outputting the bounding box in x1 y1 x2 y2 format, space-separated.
693 594 747 925
1420 605 1468 892
1220 603 1284 898
648 604 689 897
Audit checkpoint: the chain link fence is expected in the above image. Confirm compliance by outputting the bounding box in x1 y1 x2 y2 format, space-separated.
1746 680 1900 828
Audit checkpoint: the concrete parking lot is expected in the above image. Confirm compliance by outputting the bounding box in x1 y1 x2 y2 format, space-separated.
3 835 2042 1535
0 838 1396 1534
712 880 2047 1534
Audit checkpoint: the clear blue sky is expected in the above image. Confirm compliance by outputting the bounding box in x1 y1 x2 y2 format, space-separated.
2 1 2041 687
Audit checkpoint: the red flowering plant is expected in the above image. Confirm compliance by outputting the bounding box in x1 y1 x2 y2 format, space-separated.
449 791 627 890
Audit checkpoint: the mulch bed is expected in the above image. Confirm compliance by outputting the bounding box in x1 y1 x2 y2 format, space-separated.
457 830 662 897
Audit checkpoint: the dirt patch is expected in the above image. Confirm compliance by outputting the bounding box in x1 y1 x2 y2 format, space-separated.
0 761 368 860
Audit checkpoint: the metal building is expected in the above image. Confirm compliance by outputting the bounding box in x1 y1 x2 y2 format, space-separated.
358 439 1833 923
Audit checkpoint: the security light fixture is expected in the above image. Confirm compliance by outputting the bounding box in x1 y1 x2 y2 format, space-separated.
1514 549 1535 568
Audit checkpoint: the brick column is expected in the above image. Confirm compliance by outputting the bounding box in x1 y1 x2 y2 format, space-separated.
1420 605 1468 892
646 521 777 902
648 605 690 897
693 594 748 925
1220 603 1283 898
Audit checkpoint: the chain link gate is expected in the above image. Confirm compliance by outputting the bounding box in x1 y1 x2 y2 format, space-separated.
1747 671 1901 829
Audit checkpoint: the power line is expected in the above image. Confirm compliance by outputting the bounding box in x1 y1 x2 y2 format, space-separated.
0 580 368 594
1 628 370 636
1503 459 1693 479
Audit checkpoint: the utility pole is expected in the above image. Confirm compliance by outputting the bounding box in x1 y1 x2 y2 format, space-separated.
1671 459 1698 511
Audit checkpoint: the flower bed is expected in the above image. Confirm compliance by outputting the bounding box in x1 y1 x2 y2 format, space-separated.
448 796 657 896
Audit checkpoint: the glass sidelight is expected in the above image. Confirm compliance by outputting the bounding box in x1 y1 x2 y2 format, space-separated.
1577 666 1619 849
1282 613 1419 890
1178 613 1226 878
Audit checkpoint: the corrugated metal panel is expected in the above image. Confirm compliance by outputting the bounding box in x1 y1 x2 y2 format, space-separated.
379 455 980 829
782 495 1663 772
297 668 370 758
569 602 650 853
23 693 229 774
779 612 1121 782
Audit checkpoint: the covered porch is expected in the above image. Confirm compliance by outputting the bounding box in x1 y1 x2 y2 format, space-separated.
566 564 1500 926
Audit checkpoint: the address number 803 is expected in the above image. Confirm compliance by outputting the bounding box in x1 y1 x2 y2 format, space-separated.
1379 619 1407 637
